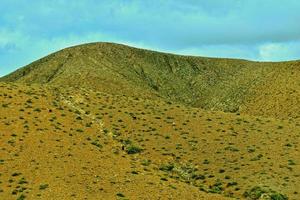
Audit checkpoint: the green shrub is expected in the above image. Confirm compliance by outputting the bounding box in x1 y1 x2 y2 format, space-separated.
17 194 26 200
126 145 142 154
208 181 223 194
91 141 102 148
270 193 288 200
159 163 175 172
116 192 125 197
39 184 49 190
244 186 265 199
243 186 288 200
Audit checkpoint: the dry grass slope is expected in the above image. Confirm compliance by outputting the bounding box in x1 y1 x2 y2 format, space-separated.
0 42 299 200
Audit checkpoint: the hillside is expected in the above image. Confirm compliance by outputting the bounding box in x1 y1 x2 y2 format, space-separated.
0 82 234 200
1 42 299 119
0 82 299 200
0 43 299 200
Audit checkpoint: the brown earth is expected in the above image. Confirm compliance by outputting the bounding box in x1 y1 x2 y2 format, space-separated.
0 43 299 200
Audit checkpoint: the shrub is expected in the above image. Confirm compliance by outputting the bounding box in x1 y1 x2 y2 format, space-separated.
159 163 175 172
208 180 223 194
91 141 102 148
243 186 288 200
17 194 26 200
126 145 142 154
245 186 268 199
116 192 125 197
34 108 41 112
270 193 288 200
39 184 49 190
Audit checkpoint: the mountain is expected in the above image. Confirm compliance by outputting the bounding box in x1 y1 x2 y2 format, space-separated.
0 43 299 200
2 42 299 119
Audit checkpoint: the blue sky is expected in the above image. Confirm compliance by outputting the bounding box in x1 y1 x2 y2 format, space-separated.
1 0 300 76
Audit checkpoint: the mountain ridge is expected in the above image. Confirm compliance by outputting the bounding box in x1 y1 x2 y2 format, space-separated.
1 42 300 119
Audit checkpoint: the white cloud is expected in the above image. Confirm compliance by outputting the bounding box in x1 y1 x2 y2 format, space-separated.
258 42 300 61
0 29 25 49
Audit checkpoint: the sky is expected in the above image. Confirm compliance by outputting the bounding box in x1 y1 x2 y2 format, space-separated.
1 0 300 77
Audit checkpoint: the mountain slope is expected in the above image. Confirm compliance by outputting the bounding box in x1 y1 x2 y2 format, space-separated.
1 82 234 200
1 82 298 200
1 43 299 199
1 42 299 119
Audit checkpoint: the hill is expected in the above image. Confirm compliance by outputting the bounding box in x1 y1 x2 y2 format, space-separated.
1 42 299 119
0 43 299 200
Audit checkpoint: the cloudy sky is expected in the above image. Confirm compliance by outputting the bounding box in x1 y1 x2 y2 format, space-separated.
1 0 300 76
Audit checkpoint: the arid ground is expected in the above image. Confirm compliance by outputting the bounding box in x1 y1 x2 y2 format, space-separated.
0 43 299 200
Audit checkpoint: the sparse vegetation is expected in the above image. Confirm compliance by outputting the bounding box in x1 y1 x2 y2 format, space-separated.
0 43 298 199
243 186 288 200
